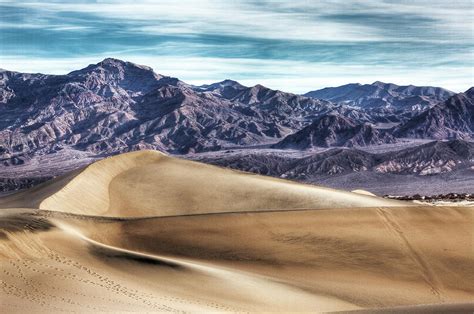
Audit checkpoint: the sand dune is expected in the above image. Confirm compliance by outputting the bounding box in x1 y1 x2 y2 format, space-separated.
0 150 404 217
1 151 473 312
351 189 377 197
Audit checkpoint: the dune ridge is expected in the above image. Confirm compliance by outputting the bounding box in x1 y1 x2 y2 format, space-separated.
0 151 473 312
0 150 404 217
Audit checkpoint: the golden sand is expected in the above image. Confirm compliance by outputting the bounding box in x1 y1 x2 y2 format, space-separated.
0 151 472 312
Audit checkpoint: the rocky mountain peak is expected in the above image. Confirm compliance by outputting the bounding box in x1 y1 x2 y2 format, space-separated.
66 58 167 97
197 79 246 91
371 81 398 89
195 79 248 100
465 87 474 97
216 79 244 88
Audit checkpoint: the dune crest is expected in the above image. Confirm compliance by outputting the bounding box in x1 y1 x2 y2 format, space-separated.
1 150 403 217
352 189 377 197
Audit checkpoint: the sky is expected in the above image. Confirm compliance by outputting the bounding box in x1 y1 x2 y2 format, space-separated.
0 0 473 93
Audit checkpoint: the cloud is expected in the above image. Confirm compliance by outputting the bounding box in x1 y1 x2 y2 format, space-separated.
3 0 472 42
0 0 472 92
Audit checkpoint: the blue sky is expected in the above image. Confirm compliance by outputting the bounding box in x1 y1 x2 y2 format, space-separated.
0 0 473 93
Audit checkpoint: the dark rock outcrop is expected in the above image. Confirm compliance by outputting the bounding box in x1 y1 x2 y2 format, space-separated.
273 115 397 149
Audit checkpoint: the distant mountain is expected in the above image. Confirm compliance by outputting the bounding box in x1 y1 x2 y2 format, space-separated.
194 148 376 179
304 81 454 110
0 58 333 163
394 88 474 139
273 114 397 149
197 81 333 122
288 148 378 178
375 139 474 175
197 140 474 178
190 139 474 195
195 79 247 99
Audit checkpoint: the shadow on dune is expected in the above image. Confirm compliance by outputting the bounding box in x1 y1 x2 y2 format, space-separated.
89 244 184 270
0 210 55 239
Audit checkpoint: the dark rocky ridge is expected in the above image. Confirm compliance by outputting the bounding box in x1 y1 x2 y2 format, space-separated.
196 140 474 178
191 139 474 195
273 115 397 149
385 193 474 202
395 88 474 139
0 177 52 194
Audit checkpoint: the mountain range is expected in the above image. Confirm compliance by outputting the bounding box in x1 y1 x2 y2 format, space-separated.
193 140 474 194
304 81 455 110
0 58 473 195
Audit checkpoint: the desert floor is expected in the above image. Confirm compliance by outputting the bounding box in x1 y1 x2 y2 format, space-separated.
0 151 473 312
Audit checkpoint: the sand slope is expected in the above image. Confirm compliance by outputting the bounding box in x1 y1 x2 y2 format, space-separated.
0 150 404 216
1 151 473 312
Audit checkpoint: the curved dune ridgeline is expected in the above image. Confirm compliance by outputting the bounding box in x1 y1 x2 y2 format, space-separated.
0 151 473 312
0 150 404 217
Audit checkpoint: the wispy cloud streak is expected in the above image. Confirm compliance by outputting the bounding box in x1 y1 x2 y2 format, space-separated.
0 0 472 92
